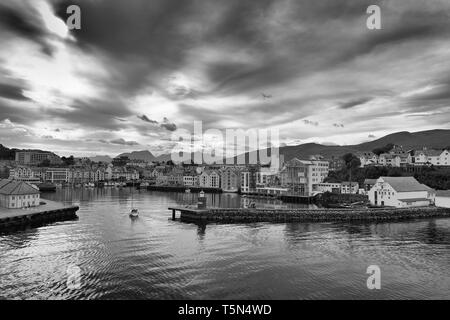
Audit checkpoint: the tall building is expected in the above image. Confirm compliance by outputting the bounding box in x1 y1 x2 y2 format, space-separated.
220 167 240 192
281 158 329 196
15 151 61 166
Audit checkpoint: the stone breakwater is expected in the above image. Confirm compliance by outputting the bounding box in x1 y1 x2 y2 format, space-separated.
172 206 450 223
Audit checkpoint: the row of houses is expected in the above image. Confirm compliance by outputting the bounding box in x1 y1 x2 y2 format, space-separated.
8 165 139 184
151 157 331 196
359 147 450 168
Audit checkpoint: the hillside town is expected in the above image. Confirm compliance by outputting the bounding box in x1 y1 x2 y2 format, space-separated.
1 144 450 209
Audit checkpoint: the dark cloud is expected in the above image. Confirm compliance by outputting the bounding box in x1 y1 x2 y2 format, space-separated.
339 97 373 109
109 138 139 146
138 114 158 124
160 117 177 131
0 83 29 101
47 98 133 130
303 119 319 126
0 2 54 55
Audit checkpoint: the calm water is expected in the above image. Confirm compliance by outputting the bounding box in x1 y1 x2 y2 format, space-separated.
0 188 449 300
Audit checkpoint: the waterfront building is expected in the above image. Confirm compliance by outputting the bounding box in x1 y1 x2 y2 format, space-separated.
220 167 240 192
199 170 220 188
340 182 359 194
240 165 260 194
280 158 329 196
156 174 169 185
435 190 450 208
46 168 70 183
313 182 341 194
183 173 199 187
0 179 40 209
8 166 41 183
368 176 435 207
15 151 62 166
167 168 184 186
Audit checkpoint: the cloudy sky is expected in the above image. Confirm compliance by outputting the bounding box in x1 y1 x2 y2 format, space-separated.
1 0 450 157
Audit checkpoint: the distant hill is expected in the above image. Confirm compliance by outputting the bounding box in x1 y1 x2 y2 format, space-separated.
221 129 450 163
89 155 112 163
0 144 15 160
117 150 156 162
281 129 450 161
350 129 450 152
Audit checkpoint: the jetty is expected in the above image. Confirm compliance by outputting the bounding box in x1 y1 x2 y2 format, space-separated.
0 200 79 232
169 206 450 223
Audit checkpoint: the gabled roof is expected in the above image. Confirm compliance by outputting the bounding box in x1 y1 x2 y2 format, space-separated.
380 176 433 193
0 179 40 195
416 149 444 157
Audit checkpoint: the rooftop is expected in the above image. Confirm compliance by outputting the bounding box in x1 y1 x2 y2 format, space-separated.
380 176 434 193
0 179 40 195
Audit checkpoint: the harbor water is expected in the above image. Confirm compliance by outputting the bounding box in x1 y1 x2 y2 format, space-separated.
0 187 449 299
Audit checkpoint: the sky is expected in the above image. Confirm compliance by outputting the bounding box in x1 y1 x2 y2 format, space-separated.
0 0 450 157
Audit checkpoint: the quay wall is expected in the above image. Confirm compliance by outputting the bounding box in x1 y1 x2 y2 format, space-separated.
0 205 79 232
178 206 450 223
147 186 222 193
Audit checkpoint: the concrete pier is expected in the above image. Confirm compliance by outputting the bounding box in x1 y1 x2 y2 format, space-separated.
0 200 79 232
168 206 450 223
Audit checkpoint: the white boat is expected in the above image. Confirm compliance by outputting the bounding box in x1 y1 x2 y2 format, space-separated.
129 180 139 218
129 208 139 218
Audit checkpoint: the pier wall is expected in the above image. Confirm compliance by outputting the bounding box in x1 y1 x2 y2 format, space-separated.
175 206 450 223
0 202 79 232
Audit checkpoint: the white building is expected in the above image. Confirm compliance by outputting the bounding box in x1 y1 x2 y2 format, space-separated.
368 176 435 208
414 149 450 166
435 190 450 208
183 175 198 187
46 168 70 183
280 158 329 196
359 152 378 167
341 182 359 194
199 170 220 188
313 182 341 194
0 179 40 209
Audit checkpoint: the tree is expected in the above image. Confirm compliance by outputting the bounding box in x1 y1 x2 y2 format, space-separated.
39 159 51 167
61 155 75 166
342 153 361 186
372 143 394 156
